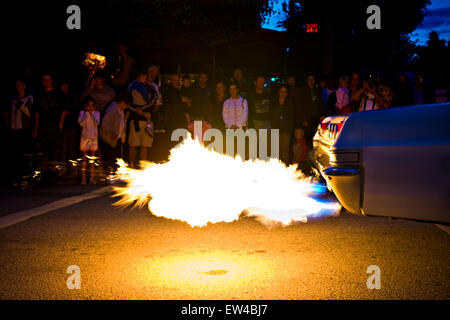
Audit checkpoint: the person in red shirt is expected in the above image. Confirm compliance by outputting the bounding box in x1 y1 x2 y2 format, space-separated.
292 127 310 164
291 127 315 176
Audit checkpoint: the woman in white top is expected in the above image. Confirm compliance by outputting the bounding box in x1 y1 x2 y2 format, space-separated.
222 83 248 129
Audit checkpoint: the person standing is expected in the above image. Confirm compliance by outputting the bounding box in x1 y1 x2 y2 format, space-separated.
298 74 323 147
180 74 194 122
247 75 271 130
165 74 190 133
146 65 163 112
287 75 307 130
291 127 312 175
287 75 302 105
78 96 100 185
324 78 337 116
146 65 164 131
392 74 414 107
271 85 295 164
191 72 213 123
57 81 79 175
292 127 310 163
33 73 63 163
319 77 333 115
5 79 33 187
128 71 154 167
100 92 131 173
212 81 227 130
349 72 362 112
222 83 248 130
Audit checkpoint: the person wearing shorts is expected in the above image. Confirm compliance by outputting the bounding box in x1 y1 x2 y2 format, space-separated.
128 109 153 167
127 71 155 168
78 96 100 185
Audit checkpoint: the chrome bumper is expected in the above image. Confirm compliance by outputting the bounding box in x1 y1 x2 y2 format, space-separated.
322 167 362 214
313 141 363 214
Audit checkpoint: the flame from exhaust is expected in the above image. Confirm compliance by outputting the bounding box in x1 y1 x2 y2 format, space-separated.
112 136 340 227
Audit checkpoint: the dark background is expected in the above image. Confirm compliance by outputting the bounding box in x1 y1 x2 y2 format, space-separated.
3 0 450 90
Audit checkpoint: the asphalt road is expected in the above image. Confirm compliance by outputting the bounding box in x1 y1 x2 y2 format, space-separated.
0 185 102 217
0 189 448 299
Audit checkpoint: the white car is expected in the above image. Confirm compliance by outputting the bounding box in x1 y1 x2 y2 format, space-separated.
312 103 450 224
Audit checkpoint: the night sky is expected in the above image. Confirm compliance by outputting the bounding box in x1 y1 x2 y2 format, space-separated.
410 0 450 45
263 0 450 45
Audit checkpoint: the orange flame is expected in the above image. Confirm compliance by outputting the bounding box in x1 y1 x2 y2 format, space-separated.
112 136 340 227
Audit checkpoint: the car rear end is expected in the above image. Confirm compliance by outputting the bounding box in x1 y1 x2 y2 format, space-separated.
312 115 363 215
312 104 450 224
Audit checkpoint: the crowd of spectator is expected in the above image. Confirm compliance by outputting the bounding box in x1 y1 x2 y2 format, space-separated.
3 45 450 187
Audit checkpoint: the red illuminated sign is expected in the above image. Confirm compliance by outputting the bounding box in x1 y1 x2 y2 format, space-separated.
306 24 318 33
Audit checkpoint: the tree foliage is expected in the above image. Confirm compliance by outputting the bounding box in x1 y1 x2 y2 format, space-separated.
281 0 430 74
80 0 274 46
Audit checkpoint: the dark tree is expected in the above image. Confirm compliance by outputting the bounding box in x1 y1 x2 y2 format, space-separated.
5 0 275 88
281 0 430 77
415 31 450 77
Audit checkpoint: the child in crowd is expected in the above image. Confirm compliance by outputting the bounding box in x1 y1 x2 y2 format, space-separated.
292 127 310 164
78 96 100 185
292 127 314 175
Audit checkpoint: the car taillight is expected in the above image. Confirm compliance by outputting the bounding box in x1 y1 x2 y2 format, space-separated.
326 122 345 140
327 123 336 139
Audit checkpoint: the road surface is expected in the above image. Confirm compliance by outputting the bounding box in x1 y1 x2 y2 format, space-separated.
0 187 448 299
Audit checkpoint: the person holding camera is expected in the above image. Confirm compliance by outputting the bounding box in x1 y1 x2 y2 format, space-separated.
358 75 388 111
